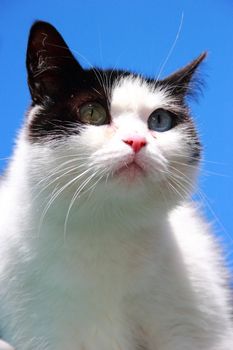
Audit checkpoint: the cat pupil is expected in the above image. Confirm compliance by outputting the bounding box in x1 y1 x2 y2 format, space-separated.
157 113 161 125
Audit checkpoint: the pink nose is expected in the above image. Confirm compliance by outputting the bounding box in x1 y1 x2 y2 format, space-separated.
123 135 147 153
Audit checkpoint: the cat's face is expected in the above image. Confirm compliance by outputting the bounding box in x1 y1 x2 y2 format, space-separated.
25 21 205 205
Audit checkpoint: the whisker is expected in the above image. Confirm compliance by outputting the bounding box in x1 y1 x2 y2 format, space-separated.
37 168 93 236
167 179 187 201
167 165 233 246
63 171 100 238
32 163 88 202
168 173 192 199
33 158 84 188
169 152 226 166
170 159 229 178
155 12 184 83
86 171 107 201
63 168 107 242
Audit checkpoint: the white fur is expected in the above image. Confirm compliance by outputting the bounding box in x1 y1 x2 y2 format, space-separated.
0 76 232 349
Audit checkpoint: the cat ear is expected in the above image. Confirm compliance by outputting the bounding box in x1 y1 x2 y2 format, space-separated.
161 52 207 98
26 21 83 103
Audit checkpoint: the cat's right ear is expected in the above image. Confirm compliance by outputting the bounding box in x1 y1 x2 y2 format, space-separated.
26 21 83 104
160 52 207 99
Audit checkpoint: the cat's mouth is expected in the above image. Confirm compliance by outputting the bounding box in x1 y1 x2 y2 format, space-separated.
115 160 145 181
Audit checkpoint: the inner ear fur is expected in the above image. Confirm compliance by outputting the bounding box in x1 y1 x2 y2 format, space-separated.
161 52 207 98
26 21 83 103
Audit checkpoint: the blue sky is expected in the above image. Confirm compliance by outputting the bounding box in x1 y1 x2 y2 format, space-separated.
1 0 233 266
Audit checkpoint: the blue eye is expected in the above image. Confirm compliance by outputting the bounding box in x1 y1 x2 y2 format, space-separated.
148 109 173 132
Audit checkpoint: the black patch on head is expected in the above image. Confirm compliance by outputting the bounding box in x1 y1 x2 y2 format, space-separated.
26 21 131 141
28 69 109 141
27 67 132 141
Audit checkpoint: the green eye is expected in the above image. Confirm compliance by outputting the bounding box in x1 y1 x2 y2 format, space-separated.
79 102 108 125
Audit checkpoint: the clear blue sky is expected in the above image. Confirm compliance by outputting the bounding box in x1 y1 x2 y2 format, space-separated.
1 0 233 266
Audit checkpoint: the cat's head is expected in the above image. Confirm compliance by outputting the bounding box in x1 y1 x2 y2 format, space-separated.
25 21 206 207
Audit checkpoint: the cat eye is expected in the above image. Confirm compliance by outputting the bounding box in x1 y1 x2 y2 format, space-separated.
79 102 108 126
147 109 173 132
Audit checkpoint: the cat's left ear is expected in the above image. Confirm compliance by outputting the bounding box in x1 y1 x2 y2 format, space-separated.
161 52 207 98
26 21 83 103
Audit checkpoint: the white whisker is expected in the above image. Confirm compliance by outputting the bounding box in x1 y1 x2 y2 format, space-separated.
155 12 184 83
63 168 107 242
38 168 93 236
32 163 88 202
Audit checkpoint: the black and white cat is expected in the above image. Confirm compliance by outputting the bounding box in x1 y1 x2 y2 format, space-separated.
0 21 232 350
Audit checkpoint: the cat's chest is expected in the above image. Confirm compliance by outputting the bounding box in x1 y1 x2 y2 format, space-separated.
5 224 149 350
1 200 162 349
25 200 158 291
18 211 150 298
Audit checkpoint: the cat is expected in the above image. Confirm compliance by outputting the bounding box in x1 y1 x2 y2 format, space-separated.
0 20 232 350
